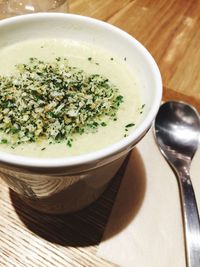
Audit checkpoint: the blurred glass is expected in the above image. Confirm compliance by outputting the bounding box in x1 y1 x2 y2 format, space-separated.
0 0 9 19
0 0 68 19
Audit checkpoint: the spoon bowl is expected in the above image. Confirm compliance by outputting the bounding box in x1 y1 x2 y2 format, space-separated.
154 101 200 267
155 101 200 167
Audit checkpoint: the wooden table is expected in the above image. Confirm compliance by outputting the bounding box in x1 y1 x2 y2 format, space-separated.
1 1 200 266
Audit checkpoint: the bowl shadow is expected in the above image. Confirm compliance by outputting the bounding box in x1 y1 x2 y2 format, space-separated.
10 148 146 247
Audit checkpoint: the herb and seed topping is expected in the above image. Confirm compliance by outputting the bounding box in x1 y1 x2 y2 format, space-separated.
0 57 124 146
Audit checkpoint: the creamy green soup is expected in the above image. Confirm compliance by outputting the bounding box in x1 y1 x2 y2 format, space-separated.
0 39 144 157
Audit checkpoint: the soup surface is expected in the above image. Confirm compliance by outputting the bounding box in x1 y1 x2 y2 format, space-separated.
0 38 144 157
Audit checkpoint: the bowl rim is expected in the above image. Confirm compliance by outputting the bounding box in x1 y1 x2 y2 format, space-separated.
0 12 162 168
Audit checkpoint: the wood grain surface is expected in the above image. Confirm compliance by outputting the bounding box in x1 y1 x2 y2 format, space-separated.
1 0 200 266
70 0 200 111
0 160 128 267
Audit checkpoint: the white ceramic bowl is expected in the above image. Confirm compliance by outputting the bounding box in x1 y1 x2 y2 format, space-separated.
0 13 162 214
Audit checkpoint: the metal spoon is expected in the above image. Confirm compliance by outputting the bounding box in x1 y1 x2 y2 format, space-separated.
154 101 200 267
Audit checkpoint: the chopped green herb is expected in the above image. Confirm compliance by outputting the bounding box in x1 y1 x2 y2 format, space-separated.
125 123 135 128
124 122 135 138
101 122 107 127
67 138 73 147
88 57 92 61
41 147 46 151
110 57 114 61
0 139 8 144
141 104 145 109
10 127 19 134
114 95 124 107
124 57 127 61
0 57 124 147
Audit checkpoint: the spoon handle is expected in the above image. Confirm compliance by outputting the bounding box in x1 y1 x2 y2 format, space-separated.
177 171 200 267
